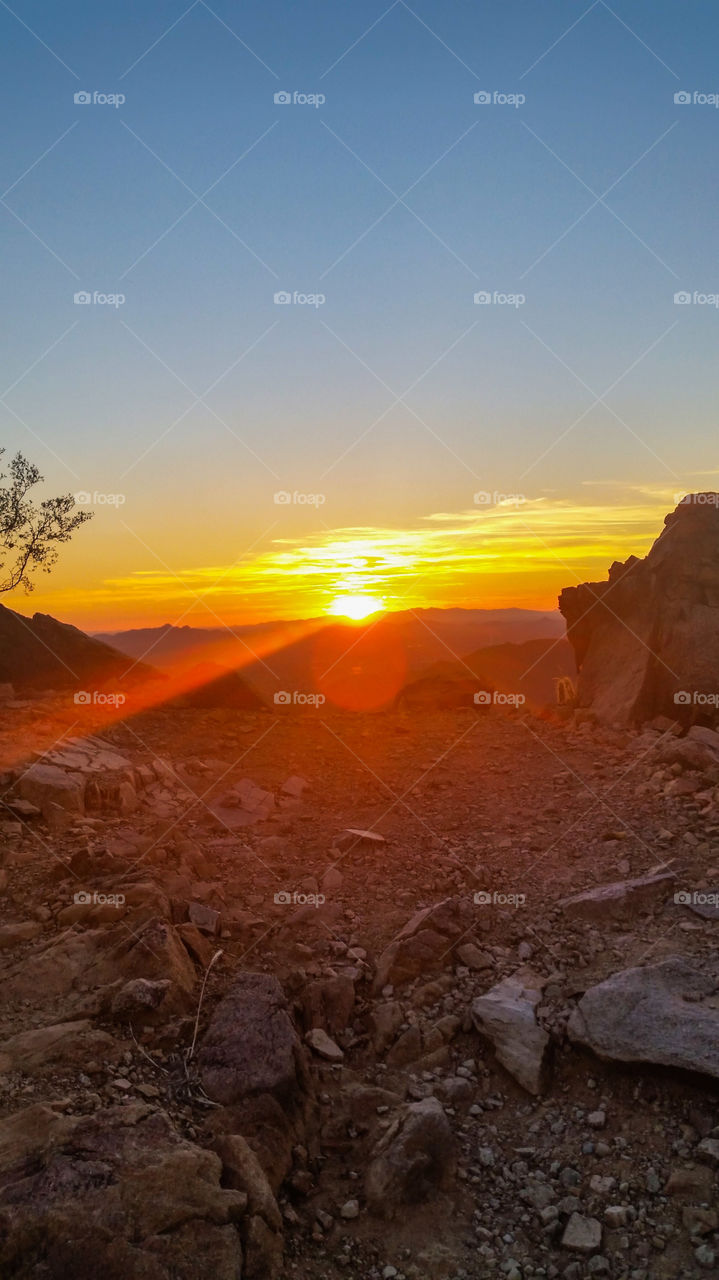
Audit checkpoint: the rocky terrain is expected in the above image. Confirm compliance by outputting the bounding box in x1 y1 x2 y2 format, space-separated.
560 495 719 727
0 686 719 1279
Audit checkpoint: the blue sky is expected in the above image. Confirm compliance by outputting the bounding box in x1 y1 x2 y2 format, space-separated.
0 0 717 626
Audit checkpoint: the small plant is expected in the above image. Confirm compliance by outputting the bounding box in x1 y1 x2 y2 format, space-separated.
554 675 576 707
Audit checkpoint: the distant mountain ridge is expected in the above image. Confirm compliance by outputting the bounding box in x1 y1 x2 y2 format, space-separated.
96 608 564 671
96 608 569 712
0 603 572 710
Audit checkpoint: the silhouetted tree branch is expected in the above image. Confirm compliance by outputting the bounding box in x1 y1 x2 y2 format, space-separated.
0 450 92 594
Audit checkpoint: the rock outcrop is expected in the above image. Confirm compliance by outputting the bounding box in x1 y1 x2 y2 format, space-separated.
0 1103 246 1279
559 494 719 725
18 736 139 819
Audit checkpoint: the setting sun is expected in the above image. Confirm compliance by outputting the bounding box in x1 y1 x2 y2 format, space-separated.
328 594 385 621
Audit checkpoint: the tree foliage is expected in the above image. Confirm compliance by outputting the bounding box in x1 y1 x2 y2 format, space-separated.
0 450 92 594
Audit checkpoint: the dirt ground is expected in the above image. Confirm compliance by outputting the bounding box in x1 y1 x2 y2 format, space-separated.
0 697 718 1278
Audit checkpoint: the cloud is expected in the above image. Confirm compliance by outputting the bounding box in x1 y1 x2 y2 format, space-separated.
87 496 666 613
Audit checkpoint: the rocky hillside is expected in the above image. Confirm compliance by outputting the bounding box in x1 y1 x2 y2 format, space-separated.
560 495 719 726
0 690 719 1277
0 602 156 693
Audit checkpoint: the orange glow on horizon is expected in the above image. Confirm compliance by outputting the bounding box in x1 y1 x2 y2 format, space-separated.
328 594 385 621
2 488 683 633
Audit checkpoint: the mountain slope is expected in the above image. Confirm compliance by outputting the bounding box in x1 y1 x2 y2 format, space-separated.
0 603 156 692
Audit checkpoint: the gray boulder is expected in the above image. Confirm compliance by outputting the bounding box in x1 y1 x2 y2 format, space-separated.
568 958 719 1078
472 970 550 1094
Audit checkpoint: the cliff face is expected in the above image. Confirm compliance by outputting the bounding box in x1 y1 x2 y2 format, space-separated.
559 495 719 726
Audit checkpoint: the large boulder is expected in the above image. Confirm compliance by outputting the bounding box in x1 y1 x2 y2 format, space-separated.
559 495 719 726
199 972 306 1109
568 958 719 1079
18 736 139 818
365 1097 455 1218
0 1103 245 1279
471 969 550 1095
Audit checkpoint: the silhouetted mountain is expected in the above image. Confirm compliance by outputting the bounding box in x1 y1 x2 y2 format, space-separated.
0 603 156 692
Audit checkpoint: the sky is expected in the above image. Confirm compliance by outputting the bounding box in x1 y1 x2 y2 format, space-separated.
0 0 717 630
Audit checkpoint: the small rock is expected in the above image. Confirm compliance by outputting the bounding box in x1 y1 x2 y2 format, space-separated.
188 901 221 935
604 1205 628 1228
455 942 493 971
305 1028 344 1062
561 1213 602 1254
321 867 343 893
697 1138 719 1168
